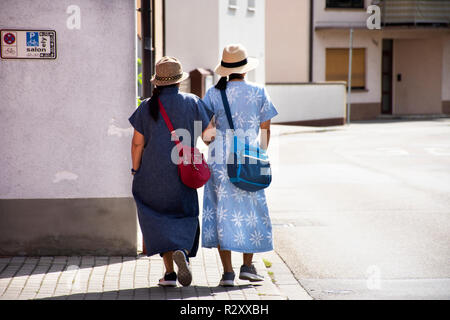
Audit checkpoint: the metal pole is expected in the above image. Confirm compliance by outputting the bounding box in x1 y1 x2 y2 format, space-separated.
347 28 353 124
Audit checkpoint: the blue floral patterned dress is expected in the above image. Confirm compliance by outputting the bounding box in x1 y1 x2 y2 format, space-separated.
201 81 278 253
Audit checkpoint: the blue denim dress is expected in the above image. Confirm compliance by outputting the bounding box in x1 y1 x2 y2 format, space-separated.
129 87 213 257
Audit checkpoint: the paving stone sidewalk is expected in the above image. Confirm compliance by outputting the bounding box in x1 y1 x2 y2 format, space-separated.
0 249 310 300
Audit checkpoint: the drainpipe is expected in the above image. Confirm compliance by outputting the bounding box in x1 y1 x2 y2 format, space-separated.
141 0 153 98
347 28 354 124
140 0 153 255
309 0 314 82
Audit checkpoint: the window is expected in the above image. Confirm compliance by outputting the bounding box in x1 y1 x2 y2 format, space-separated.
326 48 366 89
228 0 238 10
248 0 256 12
326 0 364 9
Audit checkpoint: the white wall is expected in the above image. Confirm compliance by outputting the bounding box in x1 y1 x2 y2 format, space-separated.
165 0 219 74
165 0 266 84
267 83 347 123
218 0 266 84
314 0 370 28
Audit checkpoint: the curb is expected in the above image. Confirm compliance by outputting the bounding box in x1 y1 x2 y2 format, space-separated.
271 124 345 137
260 251 312 300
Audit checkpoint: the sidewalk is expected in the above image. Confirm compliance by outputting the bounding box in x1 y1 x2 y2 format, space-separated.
0 123 318 301
0 249 311 300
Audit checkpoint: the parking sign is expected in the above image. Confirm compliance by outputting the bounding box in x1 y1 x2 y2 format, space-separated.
1 29 57 59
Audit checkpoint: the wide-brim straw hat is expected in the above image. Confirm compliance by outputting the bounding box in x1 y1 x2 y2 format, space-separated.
151 56 189 86
214 44 259 77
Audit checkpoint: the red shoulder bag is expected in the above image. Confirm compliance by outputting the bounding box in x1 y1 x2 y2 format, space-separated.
158 98 211 189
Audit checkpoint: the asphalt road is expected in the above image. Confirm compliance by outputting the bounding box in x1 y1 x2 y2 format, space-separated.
267 119 450 299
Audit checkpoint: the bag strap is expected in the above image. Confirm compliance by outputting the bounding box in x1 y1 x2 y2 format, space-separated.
158 98 183 153
220 89 235 131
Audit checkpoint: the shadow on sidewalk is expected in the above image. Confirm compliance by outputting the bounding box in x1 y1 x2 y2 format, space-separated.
0 257 128 280
38 284 258 300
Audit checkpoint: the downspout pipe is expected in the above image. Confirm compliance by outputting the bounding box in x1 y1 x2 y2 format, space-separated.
309 0 314 82
141 0 153 98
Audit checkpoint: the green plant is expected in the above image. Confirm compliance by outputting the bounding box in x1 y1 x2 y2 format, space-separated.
262 258 272 268
137 57 142 86
267 271 276 284
137 57 143 107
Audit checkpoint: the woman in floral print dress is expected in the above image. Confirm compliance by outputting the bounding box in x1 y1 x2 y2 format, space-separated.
201 44 278 286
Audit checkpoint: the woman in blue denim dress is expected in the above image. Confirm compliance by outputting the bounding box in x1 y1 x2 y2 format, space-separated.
201 44 278 286
129 57 213 287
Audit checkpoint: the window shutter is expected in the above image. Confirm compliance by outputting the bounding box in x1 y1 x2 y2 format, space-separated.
326 48 366 89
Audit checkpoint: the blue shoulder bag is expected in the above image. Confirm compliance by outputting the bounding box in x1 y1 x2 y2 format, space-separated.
220 89 272 192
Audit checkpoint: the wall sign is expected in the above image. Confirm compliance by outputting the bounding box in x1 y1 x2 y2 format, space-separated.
1 30 57 59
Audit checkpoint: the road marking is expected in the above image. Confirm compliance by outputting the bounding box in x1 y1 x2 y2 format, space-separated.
375 147 409 156
424 147 450 156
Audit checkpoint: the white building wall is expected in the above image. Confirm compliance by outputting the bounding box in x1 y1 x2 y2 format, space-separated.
165 0 219 74
314 0 370 28
218 0 265 84
267 83 347 123
165 0 265 85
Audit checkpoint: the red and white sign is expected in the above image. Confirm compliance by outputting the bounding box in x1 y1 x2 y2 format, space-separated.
1 29 57 59
3 33 16 45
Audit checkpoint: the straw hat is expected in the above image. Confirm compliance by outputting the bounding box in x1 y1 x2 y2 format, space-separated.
214 44 259 77
151 56 189 86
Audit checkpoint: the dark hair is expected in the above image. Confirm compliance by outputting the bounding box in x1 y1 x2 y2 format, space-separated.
149 84 178 121
215 77 228 90
215 73 244 90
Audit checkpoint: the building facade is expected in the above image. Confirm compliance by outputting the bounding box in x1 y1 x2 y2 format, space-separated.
312 0 450 120
265 0 347 125
164 0 266 85
0 0 138 255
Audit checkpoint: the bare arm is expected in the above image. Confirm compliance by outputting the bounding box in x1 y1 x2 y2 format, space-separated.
131 129 145 172
260 120 271 150
202 117 216 146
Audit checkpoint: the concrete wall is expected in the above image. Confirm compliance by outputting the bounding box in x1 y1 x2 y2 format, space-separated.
0 0 138 255
267 83 347 124
265 0 310 83
165 0 265 85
